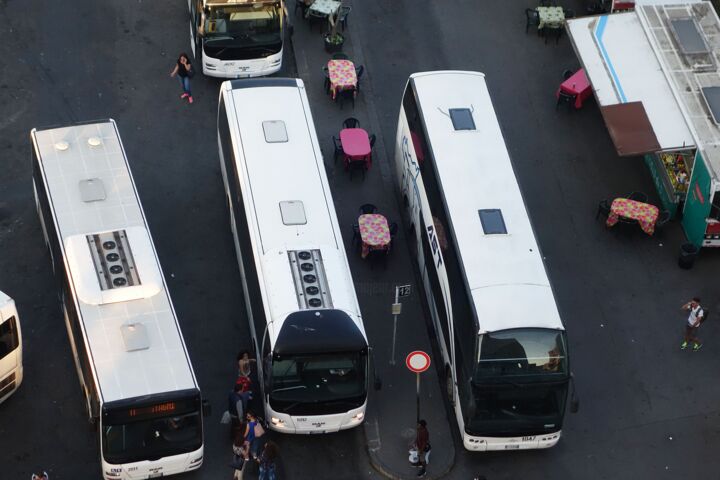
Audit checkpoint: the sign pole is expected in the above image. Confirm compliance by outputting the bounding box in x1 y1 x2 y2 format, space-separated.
390 286 399 365
416 372 420 424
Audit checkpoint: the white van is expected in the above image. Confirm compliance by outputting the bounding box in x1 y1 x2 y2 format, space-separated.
0 290 22 403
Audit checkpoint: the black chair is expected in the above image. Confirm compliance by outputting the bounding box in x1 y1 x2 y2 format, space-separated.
332 136 343 163
596 199 611 220
526 8 540 34
355 65 364 93
322 65 330 93
337 88 356 109
359 204 378 215
539 0 556 5
343 117 360 129
307 9 327 32
628 191 649 203
545 25 563 45
563 8 576 18
351 223 360 247
562 69 574 81
338 6 351 31
654 210 671 234
366 247 389 269
294 0 309 17
348 159 367 180
556 91 576 111
389 221 398 238
369 133 376 149
332 52 349 60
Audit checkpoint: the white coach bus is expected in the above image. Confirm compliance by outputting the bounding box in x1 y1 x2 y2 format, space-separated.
31 120 207 479
218 78 375 434
189 0 286 78
0 290 22 403
395 71 578 451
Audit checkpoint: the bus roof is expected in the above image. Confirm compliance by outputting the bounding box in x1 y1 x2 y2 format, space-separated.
31 121 197 403
222 78 365 347
410 71 564 333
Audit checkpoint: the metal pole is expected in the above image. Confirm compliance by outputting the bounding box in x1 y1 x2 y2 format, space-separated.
390 287 399 365
416 372 420 424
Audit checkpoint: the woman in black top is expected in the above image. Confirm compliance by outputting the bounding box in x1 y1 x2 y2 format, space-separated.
170 53 194 103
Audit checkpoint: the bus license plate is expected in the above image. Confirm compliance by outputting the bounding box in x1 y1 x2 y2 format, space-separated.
149 473 163 478
505 444 520 449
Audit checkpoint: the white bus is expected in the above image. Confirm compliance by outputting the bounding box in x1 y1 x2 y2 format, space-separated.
189 0 286 78
395 71 578 451
32 120 207 479
218 78 374 434
0 290 22 403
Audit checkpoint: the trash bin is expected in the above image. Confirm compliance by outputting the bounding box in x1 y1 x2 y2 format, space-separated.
678 243 699 269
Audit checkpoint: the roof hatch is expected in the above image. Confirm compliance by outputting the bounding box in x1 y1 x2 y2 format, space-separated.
280 201 307 225
449 108 476 131
479 209 507 234
263 120 288 143
64 226 163 305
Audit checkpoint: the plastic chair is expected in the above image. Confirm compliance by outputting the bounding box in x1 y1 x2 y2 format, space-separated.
556 91 576 111
628 191 649 203
294 0 309 17
348 159 367 180
343 117 360 129
332 136 343 163
539 0 556 5
338 6 351 31
332 52 349 60
545 25 563 45
563 8 576 19
389 222 398 237
369 133 376 149
525 8 540 34
307 9 327 32
596 200 611 220
351 223 360 247
322 65 330 93
355 65 364 92
359 204 378 215
562 69 574 81
337 88 356 109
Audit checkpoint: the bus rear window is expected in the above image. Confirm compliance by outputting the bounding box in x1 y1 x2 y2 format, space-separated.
0 316 19 360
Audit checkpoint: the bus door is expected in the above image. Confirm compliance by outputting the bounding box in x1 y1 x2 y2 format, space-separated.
189 0 202 58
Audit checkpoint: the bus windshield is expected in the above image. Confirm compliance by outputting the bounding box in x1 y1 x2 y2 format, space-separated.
475 328 568 380
102 411 202 465
0 316 19 360
204 4 281 45
269 351 367 413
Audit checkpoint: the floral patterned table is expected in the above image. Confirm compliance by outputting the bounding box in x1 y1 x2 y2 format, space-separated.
328 59 357 100
359 214 391 259
606 198 660 235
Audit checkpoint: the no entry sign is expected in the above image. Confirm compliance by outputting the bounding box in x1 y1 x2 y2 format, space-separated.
405 350 431 373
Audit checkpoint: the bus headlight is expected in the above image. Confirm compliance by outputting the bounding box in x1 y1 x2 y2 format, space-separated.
104 471 121 478
271 417 285 427
352 412 364 422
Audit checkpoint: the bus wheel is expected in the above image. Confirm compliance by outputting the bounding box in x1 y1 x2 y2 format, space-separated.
445 367 455 407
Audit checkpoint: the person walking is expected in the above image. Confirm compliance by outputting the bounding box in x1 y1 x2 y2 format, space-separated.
231 427 247 480
227 383 246 430
257 441 279 480
242 411 267 460
170 53 194 104
412 419 430 477
681 297 705 351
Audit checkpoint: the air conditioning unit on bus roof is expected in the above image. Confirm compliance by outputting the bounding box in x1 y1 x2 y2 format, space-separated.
64 226 163 305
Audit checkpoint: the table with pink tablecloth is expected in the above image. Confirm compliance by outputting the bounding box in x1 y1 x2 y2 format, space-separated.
606 198 659 235
556 68 592 109
328 59 357 100
340 128 371 170
359 214 391 258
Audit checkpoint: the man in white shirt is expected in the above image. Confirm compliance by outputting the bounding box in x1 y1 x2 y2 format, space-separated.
681 297 705 351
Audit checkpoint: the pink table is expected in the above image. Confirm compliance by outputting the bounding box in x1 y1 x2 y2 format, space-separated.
556 68 592 109
327 59 357 100
340 128 371 170
606 198 659 235
358 214 391 259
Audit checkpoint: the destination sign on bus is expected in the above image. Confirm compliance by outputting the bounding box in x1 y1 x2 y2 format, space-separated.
129 401 176 417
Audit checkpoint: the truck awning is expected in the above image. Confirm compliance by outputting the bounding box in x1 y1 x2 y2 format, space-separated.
566 12 695 155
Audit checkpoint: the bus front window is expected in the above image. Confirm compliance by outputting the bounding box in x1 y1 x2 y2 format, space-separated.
475 328 568 378
269 351 367 415
204 5 281 44
0 316 19 360
103 412 202 465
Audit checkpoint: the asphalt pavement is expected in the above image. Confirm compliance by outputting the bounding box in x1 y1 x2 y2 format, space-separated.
5 0 720 479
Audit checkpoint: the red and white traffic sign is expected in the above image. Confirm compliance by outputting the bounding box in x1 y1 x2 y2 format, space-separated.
405 350 431 373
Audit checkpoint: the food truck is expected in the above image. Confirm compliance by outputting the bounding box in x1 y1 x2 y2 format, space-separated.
566 0 720 248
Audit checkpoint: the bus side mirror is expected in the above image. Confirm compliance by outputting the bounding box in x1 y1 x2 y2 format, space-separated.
569 372 579 413
370 347 381 390
202 399 211 417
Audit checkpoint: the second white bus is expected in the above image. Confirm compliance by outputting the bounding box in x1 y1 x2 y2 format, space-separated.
32 120 207 479
395 71 577 451
218 78 374 434
0 290 22 403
